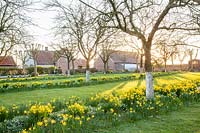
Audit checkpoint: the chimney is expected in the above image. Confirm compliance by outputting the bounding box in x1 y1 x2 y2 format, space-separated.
45 47 48 51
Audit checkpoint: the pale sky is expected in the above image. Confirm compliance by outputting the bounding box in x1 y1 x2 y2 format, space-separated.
27 0 200 63
28 0 57 46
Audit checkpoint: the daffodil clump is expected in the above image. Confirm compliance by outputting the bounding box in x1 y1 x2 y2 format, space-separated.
68 103 86 116
29 103 54 117
0 74 136 93
0 106 8 122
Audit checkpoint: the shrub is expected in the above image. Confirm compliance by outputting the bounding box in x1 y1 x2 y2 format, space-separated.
2 115 30 132
26 66 61 75
0 68 23 76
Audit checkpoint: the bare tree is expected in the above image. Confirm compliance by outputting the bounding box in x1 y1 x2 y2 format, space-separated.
177 46 188 71
126 39 144 73
15 49 29 75
154 40 177 72
47 1 107 82
54 38 78 76
0 31 20 59
26 43 42 76
98 32 122 74
187 48 198 70
0 0 33 58
80 0 200 99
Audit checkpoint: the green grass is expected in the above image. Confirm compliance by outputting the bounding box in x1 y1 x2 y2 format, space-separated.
105 103 200 133
1 72 200 106
0 81 129 106
1 72 200 132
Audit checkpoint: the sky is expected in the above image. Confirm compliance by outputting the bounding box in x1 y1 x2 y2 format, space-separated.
28 0 57 46
27 0 200 63
28 0 200 44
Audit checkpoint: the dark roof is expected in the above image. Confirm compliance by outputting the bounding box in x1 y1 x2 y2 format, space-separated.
0 56 16 66
110 51 137 64
36 51 55 65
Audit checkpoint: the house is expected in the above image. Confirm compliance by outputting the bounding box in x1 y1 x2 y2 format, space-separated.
56 57 86 74
153 64 188 72
0 56 17 68
25 47 87 74
94 50 138 72
188 59 200 71
25 47 56 68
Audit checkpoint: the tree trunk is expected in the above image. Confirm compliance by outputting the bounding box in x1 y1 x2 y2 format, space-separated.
190 55 193 71
140 54 143 73
72 60 75 74
34 59 38 76
86 60 90 82
136 55 139 72
180 61 183 71
106 62 109 73
67 60 70 76
22 64 26 76
103 61 107 74
144 45 154 100
164 60 167 72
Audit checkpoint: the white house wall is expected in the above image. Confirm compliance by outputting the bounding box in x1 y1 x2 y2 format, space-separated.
25 58 34 67
125 64 137 71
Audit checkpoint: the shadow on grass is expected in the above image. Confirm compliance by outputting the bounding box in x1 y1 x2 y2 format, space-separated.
154 78 158 86
136 78 143 88
174 74 190 80
102 82 128 95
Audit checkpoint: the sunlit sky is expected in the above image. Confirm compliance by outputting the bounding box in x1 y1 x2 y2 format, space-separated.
27 0 200 63
28 0 56 45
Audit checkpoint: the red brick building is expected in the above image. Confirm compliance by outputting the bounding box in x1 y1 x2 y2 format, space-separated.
26 47 87 74
56 58 86 74
94 50 138 72
0 56 17 67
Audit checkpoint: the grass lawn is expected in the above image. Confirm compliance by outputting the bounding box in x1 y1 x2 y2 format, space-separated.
105 103 200 133
1 72 200 132
0 81 128 106
1 72 200 106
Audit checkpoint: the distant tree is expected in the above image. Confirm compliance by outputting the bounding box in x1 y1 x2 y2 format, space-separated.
98 32 121 74
26 43 42 76
177 46 188 71
127 40 144 73
15 48 29 75
187 48 198 70
47 1 107 82
154 39 177 72
54 38 78 76
0 0 33 58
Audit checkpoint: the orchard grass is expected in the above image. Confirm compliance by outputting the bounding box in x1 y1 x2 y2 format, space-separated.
0 72 200 106
104 103 200 133
0 73 137 94
0 72 200 132
0 81 127 106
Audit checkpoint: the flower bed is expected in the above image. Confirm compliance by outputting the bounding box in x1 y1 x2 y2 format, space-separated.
0 79 200 132
0 75 136 93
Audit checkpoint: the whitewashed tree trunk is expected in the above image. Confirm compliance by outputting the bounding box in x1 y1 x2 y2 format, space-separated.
140 67 143 73
34 59 38 76
146 72 154 99
86 70 90 82
67 69 70 77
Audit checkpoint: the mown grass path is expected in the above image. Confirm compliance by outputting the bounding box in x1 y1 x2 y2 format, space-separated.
106 103 200 133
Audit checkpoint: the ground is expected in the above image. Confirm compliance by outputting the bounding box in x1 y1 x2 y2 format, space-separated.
0 72 200 132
